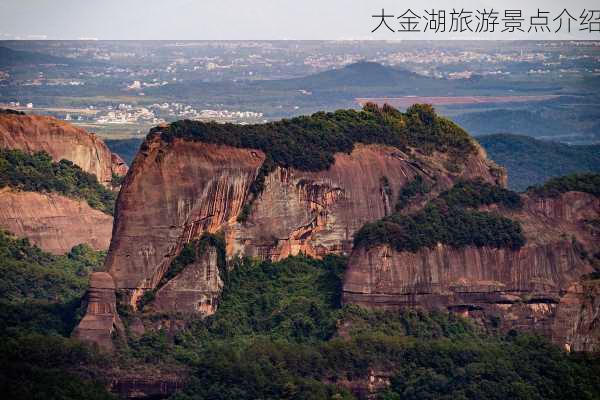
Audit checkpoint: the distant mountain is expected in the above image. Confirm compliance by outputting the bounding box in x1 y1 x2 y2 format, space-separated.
264 61 432 90
142 61 568 118
0 46 75 67
478 133 600 191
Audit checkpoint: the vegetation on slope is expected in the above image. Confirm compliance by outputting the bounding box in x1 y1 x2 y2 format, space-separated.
0 230 113 399
3 230 598 399
395 175 430 211
478 134 600 191
528 173 600 198
0 230 105 303
0 108 26 116
355 179 525 252
0 149 116 215
123 255 599 400
158 104 475 172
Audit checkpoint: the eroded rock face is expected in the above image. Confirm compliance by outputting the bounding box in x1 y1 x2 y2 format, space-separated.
105 135 501 309
343 191 600 347
553 280 600 353
105 137 265 298
152 245 223 315
0 188 113 254
0 112 128 186
229 145 500 260
73 272 124 352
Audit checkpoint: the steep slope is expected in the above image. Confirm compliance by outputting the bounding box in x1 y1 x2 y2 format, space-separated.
0 111 124 253
478 134 600 191
103 104 503 310
343 176 600 352
0 148 116 253
0 110 128 187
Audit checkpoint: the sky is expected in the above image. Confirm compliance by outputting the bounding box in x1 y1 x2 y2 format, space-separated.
0 0 598 40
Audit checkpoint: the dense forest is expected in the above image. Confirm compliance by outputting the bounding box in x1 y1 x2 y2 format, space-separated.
0 149 116 215
124 253 599 400
0 230 113 399
355 179 525 252
2 231 599 399
159 103 476 172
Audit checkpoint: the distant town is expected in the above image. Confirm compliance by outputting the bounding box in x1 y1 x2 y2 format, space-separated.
1 40 599 142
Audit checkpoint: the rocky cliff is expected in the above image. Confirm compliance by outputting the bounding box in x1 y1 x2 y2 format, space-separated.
0 111 128 186
105 131 500 308
552 280 600 352
343 190 600 351
0 187 113 254
0 111 122 253
78 106 598 356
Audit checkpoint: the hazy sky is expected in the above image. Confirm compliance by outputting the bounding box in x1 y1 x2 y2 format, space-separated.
0 0 597 40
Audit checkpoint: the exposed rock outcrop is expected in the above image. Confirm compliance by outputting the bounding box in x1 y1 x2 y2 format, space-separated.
104 133 501 308
105 138 265 297
0 188 113 254
73 272 124 352
151 245 223 315
343 191 600 349
0 112 127 186
66 106 599 359
553 280 600 353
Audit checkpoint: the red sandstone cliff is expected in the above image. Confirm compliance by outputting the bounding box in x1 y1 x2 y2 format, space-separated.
0 188 113 254
0 112 128 186
0 112 121 253
342 191 600 352
104 133 501 309
69 111 600 357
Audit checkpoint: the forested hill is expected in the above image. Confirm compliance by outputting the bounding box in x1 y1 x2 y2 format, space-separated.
478 134 600 191
0 46 75 67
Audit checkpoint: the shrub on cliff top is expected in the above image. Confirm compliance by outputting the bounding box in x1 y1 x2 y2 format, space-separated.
156 103 476 172
354 180 525 251
439 178 523 209
0 148 116 215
